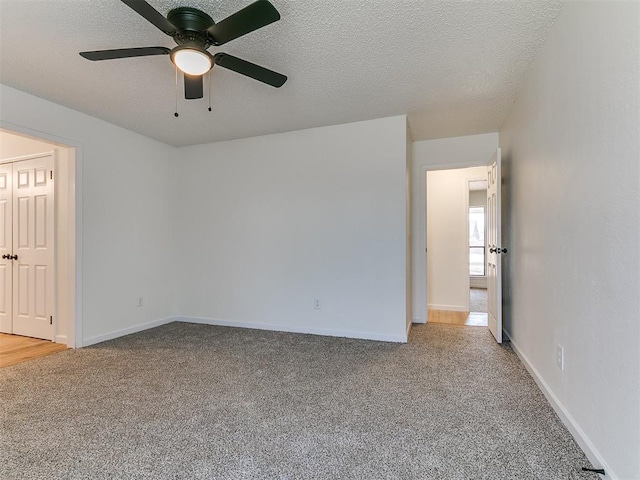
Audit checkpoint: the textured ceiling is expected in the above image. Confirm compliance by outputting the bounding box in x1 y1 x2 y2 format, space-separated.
0 0 562 147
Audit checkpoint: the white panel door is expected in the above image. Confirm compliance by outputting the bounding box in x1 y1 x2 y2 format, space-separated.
11 155 54 340
487 148 503 343
0 163 13 333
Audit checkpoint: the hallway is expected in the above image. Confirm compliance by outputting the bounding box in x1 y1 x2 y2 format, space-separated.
428 288 488 327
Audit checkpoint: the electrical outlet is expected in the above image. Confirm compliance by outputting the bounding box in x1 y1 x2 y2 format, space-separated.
313 299 320 309
556 345 564 371
137 297 144 308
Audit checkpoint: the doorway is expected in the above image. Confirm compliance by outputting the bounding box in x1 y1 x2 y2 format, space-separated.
0 155 55 340
426 166 488 327
0 128 77 348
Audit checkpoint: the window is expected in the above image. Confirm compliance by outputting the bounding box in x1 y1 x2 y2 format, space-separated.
469 206 485 276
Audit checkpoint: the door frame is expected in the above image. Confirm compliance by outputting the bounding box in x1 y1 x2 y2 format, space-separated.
413 159 492 324
0 121 82 348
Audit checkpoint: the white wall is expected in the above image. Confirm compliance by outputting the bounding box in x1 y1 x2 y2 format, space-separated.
0 85 177 346
173 116 410 342
1 85 412 345
410 133 498 322
468 189 486 207
426 166 485 311
499 2 639 479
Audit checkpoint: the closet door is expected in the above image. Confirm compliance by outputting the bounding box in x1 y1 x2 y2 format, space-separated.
12 155 54 340
0 163 13 333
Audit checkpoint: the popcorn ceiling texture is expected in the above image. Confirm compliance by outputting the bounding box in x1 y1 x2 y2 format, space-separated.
0 0 562 146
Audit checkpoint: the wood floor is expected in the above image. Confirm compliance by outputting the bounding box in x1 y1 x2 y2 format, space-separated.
0 333 67 368
428 310 488 327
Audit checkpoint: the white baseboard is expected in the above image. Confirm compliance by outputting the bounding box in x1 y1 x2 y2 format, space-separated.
82 317 174 347
428 304 467 312
506 331 614 479
55 334 67 345
412 318 426 324
176 316 407 343
406 320 412 338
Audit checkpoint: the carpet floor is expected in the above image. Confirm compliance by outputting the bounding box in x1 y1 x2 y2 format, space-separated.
0 322 597 479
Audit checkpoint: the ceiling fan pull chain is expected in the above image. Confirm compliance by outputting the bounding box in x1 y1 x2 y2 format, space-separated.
208 71 212 112
174 65 179 118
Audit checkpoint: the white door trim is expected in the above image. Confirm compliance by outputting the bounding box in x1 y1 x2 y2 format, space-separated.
0 121 82 348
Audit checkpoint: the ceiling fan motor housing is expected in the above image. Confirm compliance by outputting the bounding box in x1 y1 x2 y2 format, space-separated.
168 7 215 48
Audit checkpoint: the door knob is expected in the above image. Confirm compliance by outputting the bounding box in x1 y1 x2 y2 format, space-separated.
9 254 17 260
1 254 8 259
498 248 508 254
489 247 497 253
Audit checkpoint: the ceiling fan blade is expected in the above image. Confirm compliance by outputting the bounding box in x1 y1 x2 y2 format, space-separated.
184 74 204 99
214 53 287 88
206 0 280 46
79 46 170 61
120 0 180 35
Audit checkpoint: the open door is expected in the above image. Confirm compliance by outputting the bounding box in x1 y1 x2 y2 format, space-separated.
487 148 504 343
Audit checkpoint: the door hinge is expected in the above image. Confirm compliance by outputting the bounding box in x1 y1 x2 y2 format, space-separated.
50 315 53 325
50 170 53 180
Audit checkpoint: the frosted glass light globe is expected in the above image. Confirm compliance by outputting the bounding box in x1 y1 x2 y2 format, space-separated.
172 48 212 76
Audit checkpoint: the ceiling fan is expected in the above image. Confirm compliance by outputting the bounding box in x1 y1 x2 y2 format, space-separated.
79 0 287 100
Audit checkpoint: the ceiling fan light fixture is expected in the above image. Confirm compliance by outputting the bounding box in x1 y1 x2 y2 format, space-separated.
79 0 287 100
171 46 212 76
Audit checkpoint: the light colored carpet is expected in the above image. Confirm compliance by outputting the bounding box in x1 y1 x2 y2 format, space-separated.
470 288 487 313
0 322 597 479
